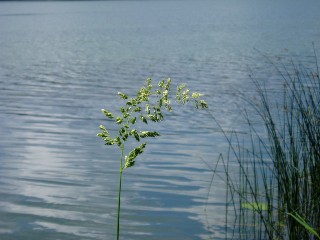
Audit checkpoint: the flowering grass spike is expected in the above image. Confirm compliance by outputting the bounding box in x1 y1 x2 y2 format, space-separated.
97 78 207 240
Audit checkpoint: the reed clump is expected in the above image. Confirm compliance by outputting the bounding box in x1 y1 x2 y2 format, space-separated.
207 53 320 239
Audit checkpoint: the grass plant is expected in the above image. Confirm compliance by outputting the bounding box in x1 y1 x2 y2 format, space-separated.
288 211 320 239
206 53 320 239
97 78 207 240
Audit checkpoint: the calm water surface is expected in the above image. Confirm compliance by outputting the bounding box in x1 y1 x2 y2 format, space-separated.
0 0 319 239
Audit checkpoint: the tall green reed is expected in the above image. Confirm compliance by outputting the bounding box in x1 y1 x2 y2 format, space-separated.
206 52 320 239
97 78 207 240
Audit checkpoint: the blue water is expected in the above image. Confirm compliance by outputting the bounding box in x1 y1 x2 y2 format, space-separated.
0 0 319 239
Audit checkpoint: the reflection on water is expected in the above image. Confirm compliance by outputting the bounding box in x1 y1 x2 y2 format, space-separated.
0 0 319 239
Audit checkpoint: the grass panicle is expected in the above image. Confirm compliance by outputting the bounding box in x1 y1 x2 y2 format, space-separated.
97 78 207 240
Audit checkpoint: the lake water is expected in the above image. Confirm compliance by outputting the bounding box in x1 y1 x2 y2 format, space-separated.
0 0 319 239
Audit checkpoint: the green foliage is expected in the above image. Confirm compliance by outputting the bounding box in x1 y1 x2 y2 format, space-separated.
98 78 207 171
124 142 147 169
205 53 320 240
288 212 320 239
97 78 207 240
242 202 268 211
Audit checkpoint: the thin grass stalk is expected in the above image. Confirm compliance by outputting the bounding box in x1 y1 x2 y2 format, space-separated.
220 153 237 240
116 143 124 240
256 56 320 239
98 79 208 240
225 152 230 240
206 111 276 239
206 52 320 239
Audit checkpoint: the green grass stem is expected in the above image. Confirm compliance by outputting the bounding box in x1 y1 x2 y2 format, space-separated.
206 51 320 239
98 78 207 239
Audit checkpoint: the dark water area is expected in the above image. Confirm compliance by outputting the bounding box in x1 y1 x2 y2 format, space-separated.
0 0 319 239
